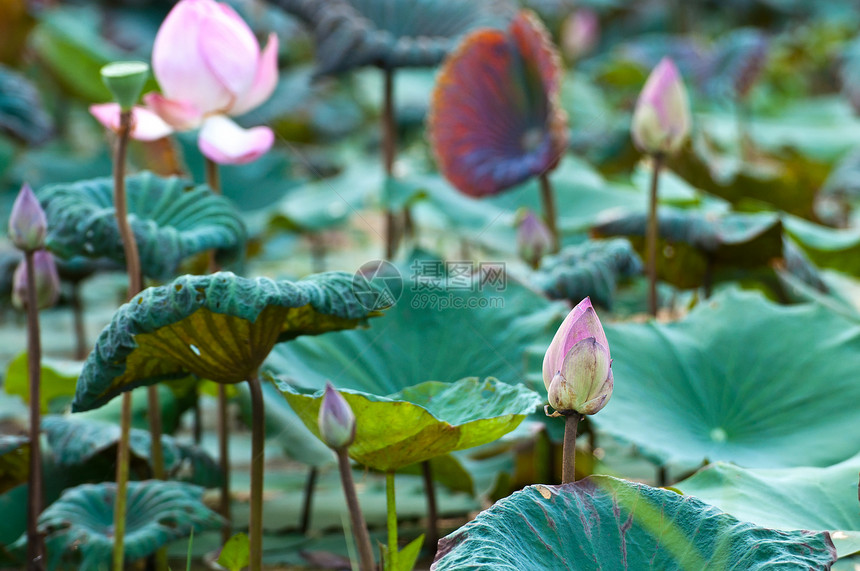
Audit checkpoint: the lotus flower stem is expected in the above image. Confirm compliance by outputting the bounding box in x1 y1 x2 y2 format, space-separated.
646 155 664 317
421 460 439 556
382 67 398 259
299 467 317 534
336 450 375 571
204 156 233 544
70 281 88 360
247 374 266 571
539 173 560 253
562 412 582 484
24 250 45 566
385 471 398 571
112 107 169 568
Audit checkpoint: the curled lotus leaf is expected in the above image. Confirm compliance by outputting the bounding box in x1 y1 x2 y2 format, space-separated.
274 0 511 76
428 10 569 197
279 377 543 472
532 238 643 308
29 481 223 571
72 271 384 412
38 171 246 281
432 476 837 570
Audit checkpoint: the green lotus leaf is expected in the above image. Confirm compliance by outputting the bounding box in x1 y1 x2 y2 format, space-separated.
432 476 837 570
783 214 860 275
273 0 509 76
5 353 80 414
582 288 860 467
532 239 643 308
29 481 222 571
72 271 383 412
38 171 247 281
0 436 28 495
267 257 566 395
816 146 860 226
676 455 860 558
42 416 221 487
279 377 542 472
666 133 830 220
593 207 783 289
0 64 53 145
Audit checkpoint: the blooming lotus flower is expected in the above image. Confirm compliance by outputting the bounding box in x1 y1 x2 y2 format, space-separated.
517 210 553 269
89 104 173 141
89 0 278 165
12 250 60 310
8 184 47 252
542 297 613 415
318 382 356 450
631 57 691 157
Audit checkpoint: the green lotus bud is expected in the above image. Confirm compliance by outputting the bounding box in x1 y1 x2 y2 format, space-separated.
319 382 356 450
101 61 150 111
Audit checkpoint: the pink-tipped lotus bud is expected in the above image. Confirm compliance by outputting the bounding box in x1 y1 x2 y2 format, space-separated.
8 184 47 252
542 297 613 415
13 250 60 310
319 382 356 450
631 57 691 157
562 10 599 61
517 210 554 269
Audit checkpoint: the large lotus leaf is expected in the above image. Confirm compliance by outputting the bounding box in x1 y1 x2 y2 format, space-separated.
279 377 543 472
4 353 80 414
532 238 643 308
30 481 222 571
815 146 860 226
432 476 837 570
38 171 246 281
273 0 510 76
582 288 860 468
0 436 28 495
593 208 783 289
266 257 566 395
0 64 53 145
783 214 860 276
72 271 383 412
42 416 221 487
676 456 860 558
666 134 830 220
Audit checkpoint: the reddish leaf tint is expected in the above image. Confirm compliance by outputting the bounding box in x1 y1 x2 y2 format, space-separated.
428 11 568 197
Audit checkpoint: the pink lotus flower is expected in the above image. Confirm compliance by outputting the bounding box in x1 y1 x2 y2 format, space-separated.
561 9 599 61
318 382 356 450
631 57 691 157
517 210 553 269
8 183 47 252
542 297 613 415
90 0 278 165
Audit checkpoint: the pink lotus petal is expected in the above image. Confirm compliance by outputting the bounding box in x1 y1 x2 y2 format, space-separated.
152 0 233 114
542 298 608 390
231 33 279 116
198 2 259 104
143 93 204 130
198 115 274 165
89 103 173 141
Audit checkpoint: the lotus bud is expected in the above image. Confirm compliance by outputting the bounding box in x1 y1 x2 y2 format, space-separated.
543 297 613 415
631 57 691 157
319 382 356 450
101 61 150 111
561 9 599 61
13 250 60 310
9 184 47 252
517 209 553 269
